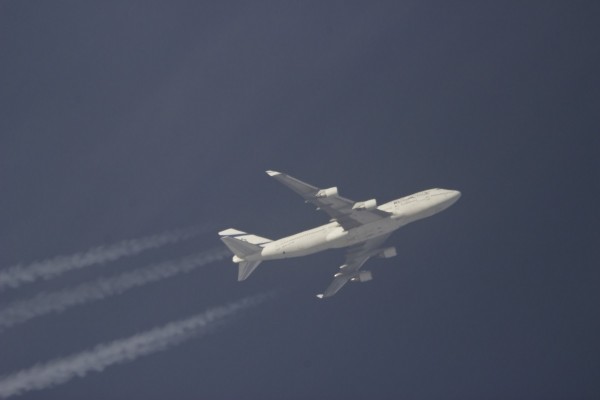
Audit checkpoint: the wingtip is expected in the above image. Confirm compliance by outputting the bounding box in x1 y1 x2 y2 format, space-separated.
218 228 246 236
316 294 324 299
266 170 281 177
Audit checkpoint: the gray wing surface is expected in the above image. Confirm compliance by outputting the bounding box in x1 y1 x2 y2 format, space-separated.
317 234 392 299
266 170 390 230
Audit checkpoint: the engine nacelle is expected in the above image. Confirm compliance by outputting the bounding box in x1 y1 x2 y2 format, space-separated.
378 247 397 259
352 199 377 210
316 187 338 198
351 270 373 283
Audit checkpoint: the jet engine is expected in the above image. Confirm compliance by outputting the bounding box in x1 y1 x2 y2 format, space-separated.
351 270 373 282
316 187 338 198
378 247 397 258
352 199 377 210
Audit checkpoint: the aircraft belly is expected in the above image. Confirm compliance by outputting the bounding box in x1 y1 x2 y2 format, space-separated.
261 219 400 258
282 234 330 257
329 218 399 248
268 227 333 258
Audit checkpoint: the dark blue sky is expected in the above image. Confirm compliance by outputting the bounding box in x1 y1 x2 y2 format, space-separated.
1 1 599 399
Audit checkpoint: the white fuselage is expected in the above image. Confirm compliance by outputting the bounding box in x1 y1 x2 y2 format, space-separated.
241 188 461 262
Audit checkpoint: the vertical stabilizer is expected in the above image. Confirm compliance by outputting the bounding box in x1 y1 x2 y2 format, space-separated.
237 261 262 281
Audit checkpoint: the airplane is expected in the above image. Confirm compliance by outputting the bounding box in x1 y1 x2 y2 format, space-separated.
219 170 461 298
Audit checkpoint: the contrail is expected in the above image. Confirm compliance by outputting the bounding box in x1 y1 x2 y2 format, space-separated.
0 294 268 398
0 248 231 332
0 226 208 291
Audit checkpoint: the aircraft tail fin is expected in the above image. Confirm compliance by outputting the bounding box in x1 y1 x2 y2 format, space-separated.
237 260 262 281
219 229 269 281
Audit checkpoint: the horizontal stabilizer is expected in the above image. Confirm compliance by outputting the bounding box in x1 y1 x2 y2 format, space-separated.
219 227 272 246
218 228 247 236
219 227 270 281
219 227 271 258
221 237 262 259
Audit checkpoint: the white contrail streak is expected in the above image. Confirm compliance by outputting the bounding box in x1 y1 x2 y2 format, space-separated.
0 248 231 332
0 294 268 398
0 226 208 291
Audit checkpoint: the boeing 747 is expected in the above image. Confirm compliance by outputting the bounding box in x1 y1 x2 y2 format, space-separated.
219 171 460 298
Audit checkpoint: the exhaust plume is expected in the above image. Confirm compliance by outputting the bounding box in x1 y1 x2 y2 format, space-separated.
0 248 231 332
0 226 207 291
0 294 268 398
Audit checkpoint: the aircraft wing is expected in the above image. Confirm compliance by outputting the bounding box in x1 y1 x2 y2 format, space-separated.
266 170 390 230
317 234 391 299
